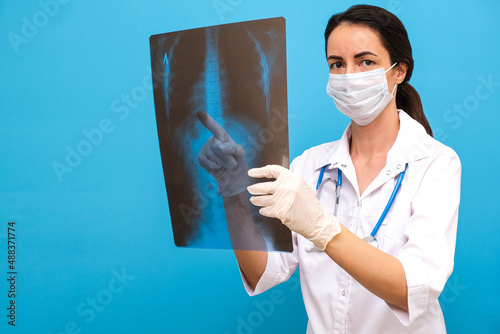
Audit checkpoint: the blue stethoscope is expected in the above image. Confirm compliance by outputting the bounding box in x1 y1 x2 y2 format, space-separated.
315 163 408 248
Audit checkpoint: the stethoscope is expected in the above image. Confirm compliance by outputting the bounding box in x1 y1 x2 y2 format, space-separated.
315 163 408 249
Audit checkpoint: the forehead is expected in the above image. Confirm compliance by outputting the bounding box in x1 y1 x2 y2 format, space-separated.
326 23 387 57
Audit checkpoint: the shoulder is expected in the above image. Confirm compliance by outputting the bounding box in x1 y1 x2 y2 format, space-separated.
403 131 462 195
416 131 461 173
290 141 339 175
431 138 460 163
424 137 462 180
396 110 461 169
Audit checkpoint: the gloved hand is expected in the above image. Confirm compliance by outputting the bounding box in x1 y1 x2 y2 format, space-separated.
197 111 251 197
247 165 341 251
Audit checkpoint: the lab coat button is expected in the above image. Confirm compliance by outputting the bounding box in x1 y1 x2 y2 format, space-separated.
397 164 402 169
386 170 391 175
342 290 346 296
341 164 347 168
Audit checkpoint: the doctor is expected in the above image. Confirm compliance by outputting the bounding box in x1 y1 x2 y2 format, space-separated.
240 5 461 334
197 4 461 333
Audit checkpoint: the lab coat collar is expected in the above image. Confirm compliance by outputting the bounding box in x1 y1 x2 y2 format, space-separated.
315 122 352 171
314 110 434 198
314 121 356 190
387 110 434 167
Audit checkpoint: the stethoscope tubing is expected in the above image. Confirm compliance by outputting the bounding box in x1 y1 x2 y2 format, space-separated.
369 164 407 237
316 163 408 241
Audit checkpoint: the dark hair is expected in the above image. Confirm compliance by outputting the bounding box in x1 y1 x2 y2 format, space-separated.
324 4 433 136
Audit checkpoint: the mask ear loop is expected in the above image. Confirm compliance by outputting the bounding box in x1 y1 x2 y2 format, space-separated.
384 62 399 73
385 62 399 96
391 83 398 95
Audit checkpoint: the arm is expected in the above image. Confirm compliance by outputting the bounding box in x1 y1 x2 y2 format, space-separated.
325 150 461 315
196 112 269 290
248 169 408 309
248 152 461 317
324 227 408 311
222 192 268 290
247 165 408 309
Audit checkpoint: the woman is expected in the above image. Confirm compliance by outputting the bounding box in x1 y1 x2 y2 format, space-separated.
240 4 461 333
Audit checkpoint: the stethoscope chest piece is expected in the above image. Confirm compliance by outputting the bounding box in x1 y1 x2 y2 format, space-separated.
363 235 379 248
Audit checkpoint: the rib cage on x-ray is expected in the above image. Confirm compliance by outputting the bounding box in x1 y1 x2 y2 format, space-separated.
150 18 291 251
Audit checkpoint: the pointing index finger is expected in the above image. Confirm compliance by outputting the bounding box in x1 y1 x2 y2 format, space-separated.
197 111 229 142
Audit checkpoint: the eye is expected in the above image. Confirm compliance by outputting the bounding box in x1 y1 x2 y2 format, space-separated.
361 59 375 67
330 61 344 70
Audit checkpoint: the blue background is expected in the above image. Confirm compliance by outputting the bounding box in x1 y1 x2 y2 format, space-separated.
1 0 499 333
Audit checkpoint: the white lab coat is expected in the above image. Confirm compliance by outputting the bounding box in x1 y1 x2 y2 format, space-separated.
242 110 461 334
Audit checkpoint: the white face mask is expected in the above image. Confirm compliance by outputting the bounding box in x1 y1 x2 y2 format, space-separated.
326 63 398 126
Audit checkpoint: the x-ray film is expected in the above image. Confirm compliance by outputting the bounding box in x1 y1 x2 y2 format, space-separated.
150 17 292 252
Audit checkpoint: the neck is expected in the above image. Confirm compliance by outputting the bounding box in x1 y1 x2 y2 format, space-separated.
349 105 400 161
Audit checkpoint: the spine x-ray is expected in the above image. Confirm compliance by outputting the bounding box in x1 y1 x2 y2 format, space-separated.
150 17 292 252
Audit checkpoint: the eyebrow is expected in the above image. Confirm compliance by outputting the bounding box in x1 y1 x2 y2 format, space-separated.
354 51 378 58
327 51 378 61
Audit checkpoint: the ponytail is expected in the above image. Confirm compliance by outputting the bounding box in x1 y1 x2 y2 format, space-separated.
397 83 433 137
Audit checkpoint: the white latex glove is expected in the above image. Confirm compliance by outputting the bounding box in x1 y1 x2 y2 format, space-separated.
197 111 251 197
247 165 341 251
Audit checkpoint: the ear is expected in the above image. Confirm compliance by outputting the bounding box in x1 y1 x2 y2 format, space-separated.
395 62 408 85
